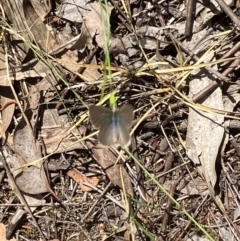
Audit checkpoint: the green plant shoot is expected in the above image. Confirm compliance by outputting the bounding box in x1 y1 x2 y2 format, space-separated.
99 0 117 110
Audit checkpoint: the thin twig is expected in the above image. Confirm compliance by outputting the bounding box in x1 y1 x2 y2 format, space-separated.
185 0 196 36
214 0 240 29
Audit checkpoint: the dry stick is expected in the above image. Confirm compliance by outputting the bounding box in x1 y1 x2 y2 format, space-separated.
40 137 61 202
177 195 209 241
185 0 196 36
126 0 132 22
0 147 47 241
158 14 230 83
131 135 147 201
55 46 100 110
80 182 112 223
161 175 183 233
109 0 132 32
170 15 233 83
168 36 230 83
170 39 240 110
116 14 132 33
221 41 240 59
167 38 240 109
214 0 240 29
156 39 240 113
6 209 25 239
159 152 174 185
222 59 240 77
0 170 5 183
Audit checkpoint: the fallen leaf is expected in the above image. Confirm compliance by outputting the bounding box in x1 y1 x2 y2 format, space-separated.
29 0 49 21
55 0 94 23
186 236 210 241
71 2 113 50
23 0 56 51
13 87 48 195
178 176 208 196
186 52 224 190
0 46 10 86
0 87 15 134
67 169 99 192
218 226 236 241
41 109 84 154
92 147 133 196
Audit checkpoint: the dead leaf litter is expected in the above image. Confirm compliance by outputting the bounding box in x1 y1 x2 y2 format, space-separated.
0 0 240 240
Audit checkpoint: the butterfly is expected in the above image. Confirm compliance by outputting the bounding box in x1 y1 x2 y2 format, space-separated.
89 105 134 146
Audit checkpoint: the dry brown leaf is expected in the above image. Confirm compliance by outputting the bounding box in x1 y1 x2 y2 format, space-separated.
0 46 10 86
23 0 56 51
35 76 59 92
57 50 80 73
55 0 94 23
0 67 48 83
0 87 15 134
13 122 40 167
81 67 102 82
2 145 45 211
72 2 113 50
43 127 84 154
13 87 48 194
13 123 49 194
0 0 55 85
186 52 224 190
92 147 133 196
186 236 210 241
53 2 110 81
30 0 49 21
67 169 99 192
178 176 208 196
54 45 101 81
41 109 84 153
0 223 17 241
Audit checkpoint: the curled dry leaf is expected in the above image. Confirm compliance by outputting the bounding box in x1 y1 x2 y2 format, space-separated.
67 169 99 192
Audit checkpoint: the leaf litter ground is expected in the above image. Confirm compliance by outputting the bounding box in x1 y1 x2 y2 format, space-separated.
0 0 240 240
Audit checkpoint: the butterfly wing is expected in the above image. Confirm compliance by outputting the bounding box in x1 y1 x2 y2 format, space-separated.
117 124 131 146
89 104 134 147
116 105 134 146
89 105 112 129
117 105 134 129
98 115 119 146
